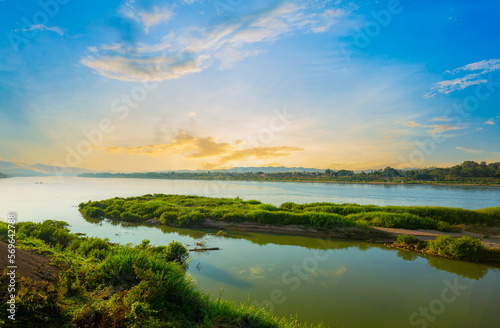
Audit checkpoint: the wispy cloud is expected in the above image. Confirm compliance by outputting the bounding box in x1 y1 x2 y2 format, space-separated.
105 132 303 169
15 24 65 36
456 146 484 154
425 59 500 97
484 116 500 125
430 116 452 122
398 121 468 135
449 59 500 74
82 1 349 82
121 2 173 33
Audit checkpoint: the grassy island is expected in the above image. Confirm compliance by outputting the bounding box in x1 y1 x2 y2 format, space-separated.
79 194 499 232
0 220 321 327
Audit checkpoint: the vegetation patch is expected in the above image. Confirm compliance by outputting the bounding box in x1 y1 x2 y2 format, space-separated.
388 234 500 264
0 221 322 328
78 195 500 235
428 235 485 261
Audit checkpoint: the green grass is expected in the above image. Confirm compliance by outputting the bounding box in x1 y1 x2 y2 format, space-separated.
0 221 324 328
78 194 500 233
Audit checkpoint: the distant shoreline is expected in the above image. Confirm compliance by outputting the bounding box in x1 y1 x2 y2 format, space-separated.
75 175 500 187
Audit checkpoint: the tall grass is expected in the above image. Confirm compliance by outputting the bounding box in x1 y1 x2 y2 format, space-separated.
79 194 500 232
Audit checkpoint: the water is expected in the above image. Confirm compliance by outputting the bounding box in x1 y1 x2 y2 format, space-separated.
1 176 499 327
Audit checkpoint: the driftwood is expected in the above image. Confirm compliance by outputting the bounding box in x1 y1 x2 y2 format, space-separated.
188 247 221 252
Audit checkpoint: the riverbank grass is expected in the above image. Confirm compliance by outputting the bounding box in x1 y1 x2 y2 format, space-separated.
0 221 322 327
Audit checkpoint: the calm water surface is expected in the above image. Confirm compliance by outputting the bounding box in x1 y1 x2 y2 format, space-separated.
1 176 499 327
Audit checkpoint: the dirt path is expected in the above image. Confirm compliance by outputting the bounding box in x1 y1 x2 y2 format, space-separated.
372 227 500 249
0 241 60 282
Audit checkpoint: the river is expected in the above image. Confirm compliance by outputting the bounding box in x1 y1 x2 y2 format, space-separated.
1 176 499 327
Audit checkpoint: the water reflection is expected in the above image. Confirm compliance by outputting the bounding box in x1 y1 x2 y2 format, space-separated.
427 255 491 280
192 261 252 288
83 216 499 281
397 250 418 262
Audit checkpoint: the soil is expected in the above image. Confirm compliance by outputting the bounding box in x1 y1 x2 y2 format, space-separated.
0 241 60 282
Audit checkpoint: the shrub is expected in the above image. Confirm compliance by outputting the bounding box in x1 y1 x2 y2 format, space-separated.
257 204 279 211
17 221 74 247
437 221 454 232
164 241 189 264
84 207 105 218
68 236 112 260
428 235 484 261
397 234 420 244
108 209 121 219
120 212 142 222
279 202 301 210
184 210 205 224
159 211 178 224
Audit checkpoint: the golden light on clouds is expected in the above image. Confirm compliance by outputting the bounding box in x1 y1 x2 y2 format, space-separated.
105 132 303 169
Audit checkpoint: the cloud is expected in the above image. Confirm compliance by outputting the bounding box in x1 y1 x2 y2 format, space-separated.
426 59 500 97
121 3 173 33
450 59 500 75
107 132 231 157
80 53 208 82
484 116 499 125
456 146 484 154
430 116 452 122
398 121 468 135
82 1 349 81
202 145 303 169
105 132 303 169
15 24 65 36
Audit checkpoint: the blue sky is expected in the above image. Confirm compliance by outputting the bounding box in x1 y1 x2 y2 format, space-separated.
0 0 499 172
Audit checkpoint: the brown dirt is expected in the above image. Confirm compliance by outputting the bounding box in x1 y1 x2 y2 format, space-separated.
0 241 60 282
372 227 500 250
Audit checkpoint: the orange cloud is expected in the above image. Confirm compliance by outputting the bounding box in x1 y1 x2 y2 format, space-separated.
106 132 231 158
106 132 303 169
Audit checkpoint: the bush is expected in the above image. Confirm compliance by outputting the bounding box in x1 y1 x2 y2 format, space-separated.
437 221 454 232
428 235 484 261
68 237 112 260
258 204 279 211
397 234 420 245
164 241 189 264
121 212 142 222
159 211 178 224
84 207 105 218
17 221 74 247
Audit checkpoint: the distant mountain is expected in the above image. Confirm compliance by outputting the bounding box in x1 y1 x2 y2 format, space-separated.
219 166 324 173
156 166 325 174
0 160 97 177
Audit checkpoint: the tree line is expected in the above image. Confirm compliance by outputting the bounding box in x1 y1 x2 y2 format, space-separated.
79 161 500 185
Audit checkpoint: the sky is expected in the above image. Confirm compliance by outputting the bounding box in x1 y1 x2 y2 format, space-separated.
0 0 499 172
